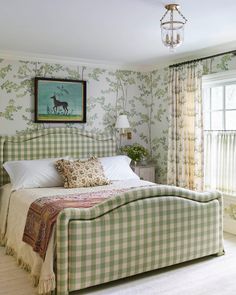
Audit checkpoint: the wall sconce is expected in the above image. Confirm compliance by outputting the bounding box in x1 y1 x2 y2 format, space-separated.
115 114 131 147
115 114 130 134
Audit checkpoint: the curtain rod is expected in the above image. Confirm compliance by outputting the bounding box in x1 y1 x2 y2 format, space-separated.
169 49 236 68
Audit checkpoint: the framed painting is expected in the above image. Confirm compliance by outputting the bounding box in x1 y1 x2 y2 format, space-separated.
34 77 86 123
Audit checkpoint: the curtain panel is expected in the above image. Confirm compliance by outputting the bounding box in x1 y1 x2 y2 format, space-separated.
167 62 204 191
205 131 236 195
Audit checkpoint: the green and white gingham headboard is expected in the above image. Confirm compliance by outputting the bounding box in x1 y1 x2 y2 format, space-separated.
0 127 117 186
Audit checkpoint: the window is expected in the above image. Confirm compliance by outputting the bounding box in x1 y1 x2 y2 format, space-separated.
203 71 236 196
203 84 236 131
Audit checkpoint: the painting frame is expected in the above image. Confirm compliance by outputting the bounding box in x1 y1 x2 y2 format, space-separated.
34 77 86 123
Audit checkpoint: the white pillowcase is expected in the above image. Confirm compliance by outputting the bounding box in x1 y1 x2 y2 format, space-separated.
3 157 69 191
99 155 140 181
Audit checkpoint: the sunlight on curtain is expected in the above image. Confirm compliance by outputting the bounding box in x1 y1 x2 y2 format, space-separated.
204 131 236 195
167 62 204 191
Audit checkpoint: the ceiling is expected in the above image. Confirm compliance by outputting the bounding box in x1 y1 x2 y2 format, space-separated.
1 0 236 69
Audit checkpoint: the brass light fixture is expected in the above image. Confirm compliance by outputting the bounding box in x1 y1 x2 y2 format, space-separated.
160 4 187 52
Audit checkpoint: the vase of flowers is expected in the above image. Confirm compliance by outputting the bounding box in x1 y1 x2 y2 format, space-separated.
120 144 149 165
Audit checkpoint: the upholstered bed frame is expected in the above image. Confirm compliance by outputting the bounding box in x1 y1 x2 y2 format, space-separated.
0 127 224 295
0 127 116 186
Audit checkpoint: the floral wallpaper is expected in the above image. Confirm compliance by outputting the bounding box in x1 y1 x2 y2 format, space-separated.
0 58 169 183
1 53 236 203
0 60 138 135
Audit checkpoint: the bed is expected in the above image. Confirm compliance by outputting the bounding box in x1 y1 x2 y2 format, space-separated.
0 128 224 295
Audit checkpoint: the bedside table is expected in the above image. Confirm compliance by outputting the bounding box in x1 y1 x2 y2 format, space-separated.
132 164 156 183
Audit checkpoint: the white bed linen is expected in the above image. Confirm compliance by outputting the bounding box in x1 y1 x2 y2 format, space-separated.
0 179 155 294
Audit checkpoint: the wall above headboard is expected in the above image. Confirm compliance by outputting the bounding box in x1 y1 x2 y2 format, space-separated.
0 57 169 183
0 59 148 140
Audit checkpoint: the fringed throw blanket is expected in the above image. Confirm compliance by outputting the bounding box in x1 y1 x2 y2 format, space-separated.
23 189 128 259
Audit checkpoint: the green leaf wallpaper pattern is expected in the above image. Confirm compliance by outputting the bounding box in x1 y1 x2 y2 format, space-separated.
1 53 236 197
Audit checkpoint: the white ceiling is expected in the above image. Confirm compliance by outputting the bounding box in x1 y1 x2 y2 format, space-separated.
1 0 236 69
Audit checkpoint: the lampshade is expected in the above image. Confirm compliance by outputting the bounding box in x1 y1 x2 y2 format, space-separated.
115 115 130 129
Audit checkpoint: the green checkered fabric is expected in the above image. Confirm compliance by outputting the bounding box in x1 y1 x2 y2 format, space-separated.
0 128 224 295
0 128 116 186
56 185 223 295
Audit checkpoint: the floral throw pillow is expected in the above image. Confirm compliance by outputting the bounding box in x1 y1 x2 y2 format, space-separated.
55 157 110 188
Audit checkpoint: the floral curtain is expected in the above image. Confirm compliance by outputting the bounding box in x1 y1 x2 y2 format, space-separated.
167 62 204 191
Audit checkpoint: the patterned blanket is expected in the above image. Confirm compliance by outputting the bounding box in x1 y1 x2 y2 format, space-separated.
22 188 128 259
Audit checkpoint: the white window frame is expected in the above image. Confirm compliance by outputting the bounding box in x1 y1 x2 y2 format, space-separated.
203 70 236 131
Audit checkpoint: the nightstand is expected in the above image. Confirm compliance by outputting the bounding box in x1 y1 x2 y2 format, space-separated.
132 164 156 183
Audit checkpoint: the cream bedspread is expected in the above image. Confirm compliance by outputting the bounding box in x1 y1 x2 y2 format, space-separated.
0 180 155 294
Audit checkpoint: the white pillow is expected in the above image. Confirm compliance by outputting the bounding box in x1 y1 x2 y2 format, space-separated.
3 157 69 190
99 155 140 181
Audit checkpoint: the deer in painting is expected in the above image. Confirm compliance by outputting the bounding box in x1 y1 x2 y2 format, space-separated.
50 95 68 115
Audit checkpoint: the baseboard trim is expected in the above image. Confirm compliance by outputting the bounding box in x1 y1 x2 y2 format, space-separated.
224 218 236 235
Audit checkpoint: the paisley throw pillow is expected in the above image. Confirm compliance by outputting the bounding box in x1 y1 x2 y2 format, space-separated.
55 157 110 188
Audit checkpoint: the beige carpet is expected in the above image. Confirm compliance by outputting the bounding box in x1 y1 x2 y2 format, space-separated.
1 233 236 295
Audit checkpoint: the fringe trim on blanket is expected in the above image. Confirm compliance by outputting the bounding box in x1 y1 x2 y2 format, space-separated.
5 245 55 295
38 277 56 295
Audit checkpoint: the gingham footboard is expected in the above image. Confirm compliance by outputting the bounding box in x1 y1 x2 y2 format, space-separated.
56 186 223 295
